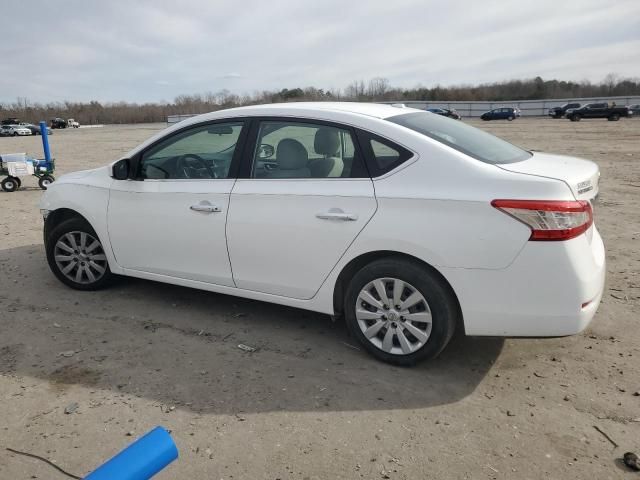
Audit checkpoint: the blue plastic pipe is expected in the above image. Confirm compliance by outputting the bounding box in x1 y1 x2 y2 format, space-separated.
84 427 178 480
39 121 52 162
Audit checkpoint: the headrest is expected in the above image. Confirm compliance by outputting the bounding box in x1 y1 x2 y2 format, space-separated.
276 139 308 170
314 128 340 156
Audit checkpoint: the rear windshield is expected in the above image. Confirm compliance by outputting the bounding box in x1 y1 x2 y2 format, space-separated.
387 112 531 164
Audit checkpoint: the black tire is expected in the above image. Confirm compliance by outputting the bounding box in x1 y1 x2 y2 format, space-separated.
38 175 55 189
12 132 17 137
1 177 18 192
14 177 21 189
344 258 458 366
507 115 514 121
46 217 113 290
608 114 620 121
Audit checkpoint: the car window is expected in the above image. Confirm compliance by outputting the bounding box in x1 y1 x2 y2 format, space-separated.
355 131 413 177
140 122 243 180
388 111 531 165
250 121 367 179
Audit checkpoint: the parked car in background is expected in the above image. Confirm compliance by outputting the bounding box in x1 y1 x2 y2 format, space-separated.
2 118 21 126
566 103 632 121
67 118 80 128
20 123 53 135
548 102 581 118
40 102 604 365
426 107 461 120
480 107 520 121
628 104 640 116
0 124 32 136
50 118 67 129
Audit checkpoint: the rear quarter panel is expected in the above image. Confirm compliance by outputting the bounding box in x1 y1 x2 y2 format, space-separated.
359 136 574 270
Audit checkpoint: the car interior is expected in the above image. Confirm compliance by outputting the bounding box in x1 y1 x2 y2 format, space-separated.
140 124 241 180
136 121 413 181
252 123 356 179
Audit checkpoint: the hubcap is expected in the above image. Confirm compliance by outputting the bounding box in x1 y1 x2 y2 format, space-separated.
355 277 432 355
54 231 107 284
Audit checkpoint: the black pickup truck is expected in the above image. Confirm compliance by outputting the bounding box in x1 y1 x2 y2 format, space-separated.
548 102 581 118
566 103 632 121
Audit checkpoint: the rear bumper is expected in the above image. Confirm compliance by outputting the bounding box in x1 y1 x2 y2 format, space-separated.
443 226 606 336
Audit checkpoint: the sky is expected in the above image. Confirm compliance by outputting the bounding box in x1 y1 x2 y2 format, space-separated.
1 0 639 104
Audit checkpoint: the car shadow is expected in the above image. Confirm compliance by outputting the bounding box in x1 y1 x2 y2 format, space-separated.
0 244 503 414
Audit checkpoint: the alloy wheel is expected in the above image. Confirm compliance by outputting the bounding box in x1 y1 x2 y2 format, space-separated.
54 231 108 284
355 277 432 355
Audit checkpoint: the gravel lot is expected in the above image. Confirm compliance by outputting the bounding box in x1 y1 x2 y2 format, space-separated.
1 118 638 479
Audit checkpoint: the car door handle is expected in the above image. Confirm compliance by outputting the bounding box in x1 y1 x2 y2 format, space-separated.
190 203 221 213
316 209 358 221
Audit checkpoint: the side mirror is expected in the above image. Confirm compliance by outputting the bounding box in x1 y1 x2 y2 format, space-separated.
112 158 130 180
257 144 275 159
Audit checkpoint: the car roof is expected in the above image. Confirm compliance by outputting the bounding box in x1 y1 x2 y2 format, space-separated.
192 102 423 121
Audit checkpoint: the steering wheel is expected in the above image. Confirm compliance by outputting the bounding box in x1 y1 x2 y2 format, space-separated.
176 154 216 179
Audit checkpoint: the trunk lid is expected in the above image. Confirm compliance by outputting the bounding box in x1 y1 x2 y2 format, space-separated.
498 152 599 200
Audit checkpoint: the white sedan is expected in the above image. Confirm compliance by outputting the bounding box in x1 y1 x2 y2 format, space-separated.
40 103 605 365
0 124 32 136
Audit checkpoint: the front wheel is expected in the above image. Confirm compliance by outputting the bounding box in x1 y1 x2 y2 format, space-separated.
46 218 113 290
344 258 457 366
507 115 514 121
608 114 620 121
38 175 55 189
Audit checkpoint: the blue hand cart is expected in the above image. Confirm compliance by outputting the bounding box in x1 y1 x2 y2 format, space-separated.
0 121 56 192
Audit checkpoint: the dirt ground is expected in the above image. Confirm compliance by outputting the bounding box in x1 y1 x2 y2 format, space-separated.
0 117 638 479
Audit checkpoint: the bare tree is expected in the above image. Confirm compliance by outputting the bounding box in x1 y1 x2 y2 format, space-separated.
2 74 638 125
366 77 390 98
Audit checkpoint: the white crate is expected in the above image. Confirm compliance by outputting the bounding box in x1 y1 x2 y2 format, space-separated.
1 152 28 163
7 161 34 177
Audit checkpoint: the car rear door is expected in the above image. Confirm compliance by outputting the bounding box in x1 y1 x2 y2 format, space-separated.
107 120 247 286
226 118 377 299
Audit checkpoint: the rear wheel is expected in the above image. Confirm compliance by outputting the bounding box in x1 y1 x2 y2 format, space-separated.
507 115 514 121
570 114 581 122
1 177 19 192
46 218 113 290
608 113 620 121
344 258 457 366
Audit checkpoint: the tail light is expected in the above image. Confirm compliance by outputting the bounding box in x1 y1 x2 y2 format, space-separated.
491 200 593 241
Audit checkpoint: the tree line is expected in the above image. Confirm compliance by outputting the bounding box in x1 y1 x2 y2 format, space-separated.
1 74 638 125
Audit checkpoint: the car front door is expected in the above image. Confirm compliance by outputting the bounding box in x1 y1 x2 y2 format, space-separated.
585 104 603 118
107 120 247 286
226 118 377 299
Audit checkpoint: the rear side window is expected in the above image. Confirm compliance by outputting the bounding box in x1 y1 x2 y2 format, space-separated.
250 120 369 179
387 111 531 165
357 131 413 177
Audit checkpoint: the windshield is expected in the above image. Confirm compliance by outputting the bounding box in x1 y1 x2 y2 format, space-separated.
387 112 531 164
